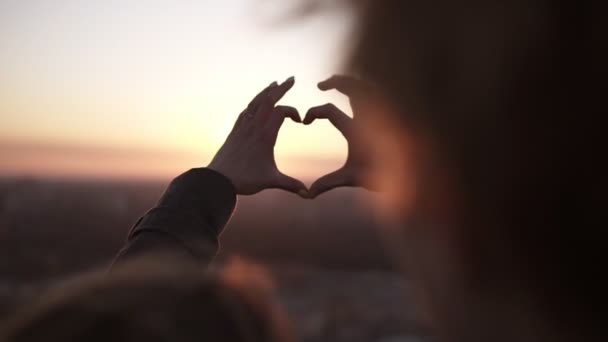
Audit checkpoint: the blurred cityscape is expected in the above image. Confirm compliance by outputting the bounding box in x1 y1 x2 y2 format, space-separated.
0 177 428 342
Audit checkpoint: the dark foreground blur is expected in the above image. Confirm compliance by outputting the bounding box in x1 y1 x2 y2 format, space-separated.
0 177 427 342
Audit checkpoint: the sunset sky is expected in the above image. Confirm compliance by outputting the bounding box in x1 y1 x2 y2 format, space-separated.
0 0 356 181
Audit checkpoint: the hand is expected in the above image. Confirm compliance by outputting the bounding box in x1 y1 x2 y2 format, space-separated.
208 77 308 197
304 75 375 198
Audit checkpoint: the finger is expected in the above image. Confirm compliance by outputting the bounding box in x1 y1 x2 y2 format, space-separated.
277 105 302 123
309 169 353 198
247 81 279 111
238 81 279 130
266 105 301 134
303 103 351 135
272 173 309 198
267 76 295 105
253 100 274 127
318 75 362 96
254 76 296 125
265 106 301 142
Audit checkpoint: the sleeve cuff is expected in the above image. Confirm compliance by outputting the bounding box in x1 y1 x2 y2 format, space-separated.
128 168 237 258
155 168 237 235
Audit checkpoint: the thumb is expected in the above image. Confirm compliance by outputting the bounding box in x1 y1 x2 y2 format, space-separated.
273 173 309 198
309 169 353 198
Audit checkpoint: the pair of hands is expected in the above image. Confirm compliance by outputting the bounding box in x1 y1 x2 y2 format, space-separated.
208 75 371 199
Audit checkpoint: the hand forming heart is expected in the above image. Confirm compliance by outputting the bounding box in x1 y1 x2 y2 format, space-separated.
208 75 372 198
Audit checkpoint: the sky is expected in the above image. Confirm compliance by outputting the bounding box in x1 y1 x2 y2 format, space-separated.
0 0 356 182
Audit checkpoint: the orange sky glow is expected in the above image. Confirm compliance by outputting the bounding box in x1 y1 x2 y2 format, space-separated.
0 0 356 182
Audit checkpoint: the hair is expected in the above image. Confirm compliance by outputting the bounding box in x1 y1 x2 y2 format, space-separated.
349 0 605 339
0 255 293 342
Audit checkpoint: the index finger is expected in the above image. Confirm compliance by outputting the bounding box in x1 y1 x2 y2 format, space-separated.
303 103 351 136
247 81 279 111
267 76 295 105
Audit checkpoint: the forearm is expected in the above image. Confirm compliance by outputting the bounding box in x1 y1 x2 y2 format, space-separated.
111 168 237 267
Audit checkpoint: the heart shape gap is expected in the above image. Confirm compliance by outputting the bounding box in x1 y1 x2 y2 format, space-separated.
274 119 347 186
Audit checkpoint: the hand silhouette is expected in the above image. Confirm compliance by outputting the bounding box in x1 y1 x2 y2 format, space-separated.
304 75 375 198
208 77 308 197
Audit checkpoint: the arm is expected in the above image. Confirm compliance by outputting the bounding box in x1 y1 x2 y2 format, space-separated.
112 168 236 265
111 77 307 268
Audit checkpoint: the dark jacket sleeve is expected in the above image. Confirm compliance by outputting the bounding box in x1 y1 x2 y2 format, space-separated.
111 168 237 267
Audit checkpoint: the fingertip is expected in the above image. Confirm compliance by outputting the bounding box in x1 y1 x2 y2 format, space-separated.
282 76 295 89
302 108 315 125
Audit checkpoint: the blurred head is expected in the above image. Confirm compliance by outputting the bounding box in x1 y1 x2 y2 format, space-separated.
349 0 605 340
1 256 293 342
